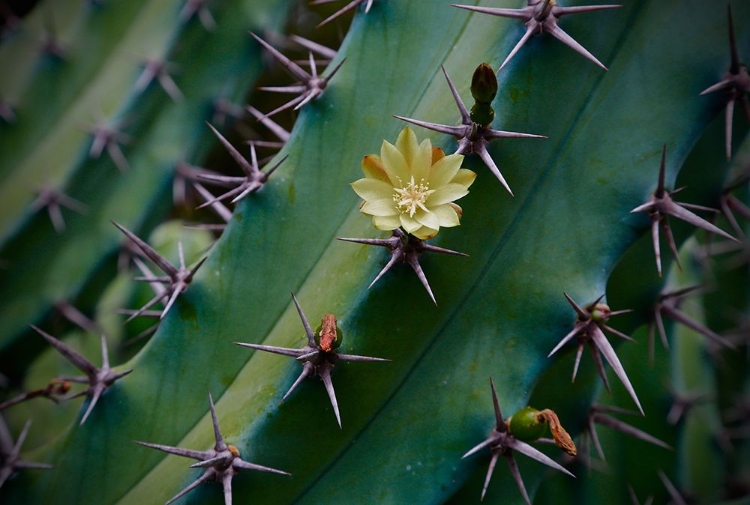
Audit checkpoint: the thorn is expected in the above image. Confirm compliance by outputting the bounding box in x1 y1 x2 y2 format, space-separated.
134 59 183 102
179 0 216 31
196 123 285 206
395 65 543 193
86 114 133 172
699 4 750 160
250 32 343 118
463 378 574 501
235 294 387 427
452 1 621 70
549 294 642 413
114 222 206 321
30 187 87 234
136 392 288 505
30 327 131 424
311 0 376 28
631 145 738 275
0 418 52 488
337 229 466 304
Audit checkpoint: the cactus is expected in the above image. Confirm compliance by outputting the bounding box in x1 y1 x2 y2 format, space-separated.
0 1 749 504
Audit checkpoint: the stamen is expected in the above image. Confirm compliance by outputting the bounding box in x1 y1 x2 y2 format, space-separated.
393 177 434 217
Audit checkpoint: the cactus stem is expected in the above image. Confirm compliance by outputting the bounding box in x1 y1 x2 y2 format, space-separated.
337 228 467 305
311 0 375 28
452 0 621 71
30 327 131 425
179 0 216 32
134 59 184 102
251 32 345 119
699 5 750 160
195 124 286 207
0 418 52 489
135 392 289 505
395 66 544 195
113 222 206 322
630 145 738 277
234 293 388 428
30 187 87 234
549 293 643 414
462 378 574 503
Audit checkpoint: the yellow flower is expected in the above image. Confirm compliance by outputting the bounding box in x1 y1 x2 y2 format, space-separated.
351 127 476 240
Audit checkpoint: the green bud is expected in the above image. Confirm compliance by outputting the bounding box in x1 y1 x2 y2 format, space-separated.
470 63 498 103
590 303 610 323
470 63 497 127
470 103 494 128
508 406 547 442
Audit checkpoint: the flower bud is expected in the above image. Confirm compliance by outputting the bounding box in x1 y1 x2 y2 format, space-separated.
590 303 611 323
470 63 497 126
508 407 577 456
315 313 343 352
470 63 498 104
508 406 547 441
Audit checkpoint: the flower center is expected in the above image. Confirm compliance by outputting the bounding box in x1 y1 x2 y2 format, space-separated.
393 176 434 217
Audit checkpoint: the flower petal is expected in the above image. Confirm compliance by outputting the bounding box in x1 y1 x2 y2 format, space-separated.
412 225 437 240
449 202 463 219
412 138 433 182
399 213 422 234
381 140 409 186
432 204 460 227
451 168 477 187
431 146 445 164
361 198 398 217
351 178 394 202
428 153 464 188
372 215 401 230
414 209 440 230
361 154 389 182
428 183 470 206
395 126 420 166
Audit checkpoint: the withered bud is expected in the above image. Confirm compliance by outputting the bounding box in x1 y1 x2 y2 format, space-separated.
537 409 577 456
315 314 342 353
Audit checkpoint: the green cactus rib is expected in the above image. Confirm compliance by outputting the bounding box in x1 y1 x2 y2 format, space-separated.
0 0 170 224
5 0 749 504
0 0 291 372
